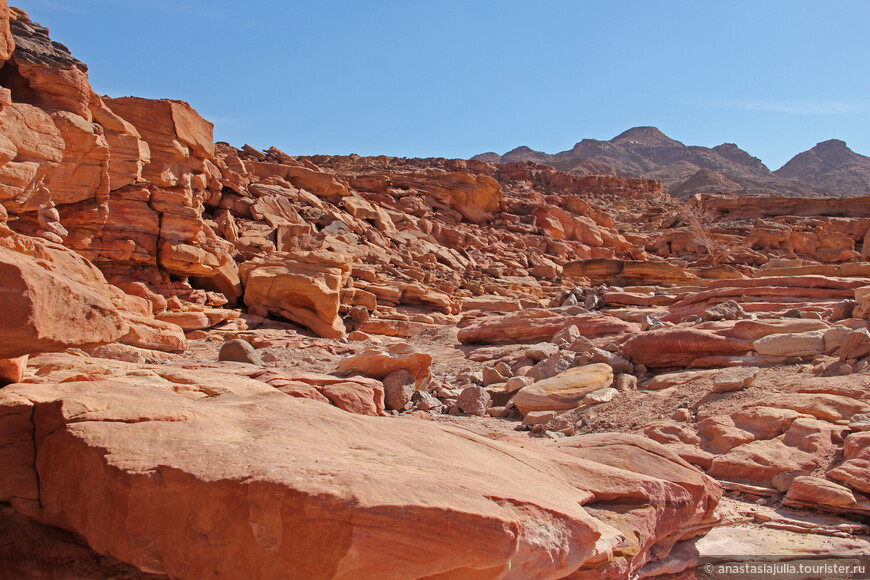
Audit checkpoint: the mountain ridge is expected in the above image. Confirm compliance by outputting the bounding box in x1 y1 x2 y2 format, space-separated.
473 127 870 198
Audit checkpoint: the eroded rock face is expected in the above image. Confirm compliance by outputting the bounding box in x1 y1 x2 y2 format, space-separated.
0 239 126 357
0 378 721 579
240 250 350 338
458 310 641 345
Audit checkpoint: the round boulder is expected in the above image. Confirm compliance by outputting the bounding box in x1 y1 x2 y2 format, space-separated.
218 339 262 365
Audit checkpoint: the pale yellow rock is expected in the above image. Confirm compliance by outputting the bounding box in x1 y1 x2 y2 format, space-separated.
513 363 614 415
753 329 826 357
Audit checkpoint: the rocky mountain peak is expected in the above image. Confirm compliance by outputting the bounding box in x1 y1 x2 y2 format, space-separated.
610 126 683 147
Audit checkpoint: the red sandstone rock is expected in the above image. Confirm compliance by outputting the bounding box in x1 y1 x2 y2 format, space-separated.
320 382 385 416
457 310 640 345
119 314 188 354
563 258 698 285
241 250 350 338
0 354 26 385
0 243 126 358
622 328 752 369
337 343 432 384
0 379 721 578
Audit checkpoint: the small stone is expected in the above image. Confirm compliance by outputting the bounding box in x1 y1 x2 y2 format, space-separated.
411 390 442 413
218 339 262 365
832 300 857 321
640 315 663 331
260 352 278 363
561 294 578 307
525 342 559 362
456 386 491 416
701 300 746 322
0 355 28 386
613 374 637 392
522 410 558 426
783 308 803 319
712 367 759 393
552 325 581 346
494 361 513 378
671 408 691 422
455 369 483 385
585 387 616 404
840 364 854 376
383 369 415 411
567 336 595 355
771 470 811 493
482 366 509 386
849 413 870 432
349 306 370 323
526 351 576 382
584 294 602 311
486 406 510 418
506 375 534 394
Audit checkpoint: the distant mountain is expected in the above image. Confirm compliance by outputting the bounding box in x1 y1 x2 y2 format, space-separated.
775 139 870 196
472 127 870 199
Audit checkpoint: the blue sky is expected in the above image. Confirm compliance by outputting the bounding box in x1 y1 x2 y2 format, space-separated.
20 0 870 170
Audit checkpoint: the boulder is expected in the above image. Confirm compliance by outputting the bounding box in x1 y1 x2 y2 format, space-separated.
241 250 351 339
563 259 698 285
513 363 614 415
0 245 126 358
456 385 491 416
218 339 262 366
337 343 432 385
827 432 870 494
458 310 640 345
784 476 870 517
622 328 751 369
382 368 415 411
526 351 577 382
838 328 870 361
711 367 759 393
119 314 188 354
752 329 826 358
155 311 211 331
0 354 26 386
320 382 385 417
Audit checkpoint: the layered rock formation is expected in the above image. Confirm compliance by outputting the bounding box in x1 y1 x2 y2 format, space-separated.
1 4 870 579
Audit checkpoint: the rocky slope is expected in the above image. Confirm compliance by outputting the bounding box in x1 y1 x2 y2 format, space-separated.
1 4 870 579
476 126 870 199
776 138 870 196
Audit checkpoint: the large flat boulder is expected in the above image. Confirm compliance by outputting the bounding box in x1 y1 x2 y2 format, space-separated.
512 363 614 415
622 327 752 369
0 377 721 579
458 310 640 345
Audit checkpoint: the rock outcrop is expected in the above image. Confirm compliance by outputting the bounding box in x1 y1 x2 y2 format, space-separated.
1 5 870 579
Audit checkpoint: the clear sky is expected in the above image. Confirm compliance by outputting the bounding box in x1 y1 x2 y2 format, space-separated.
19 0 870 170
